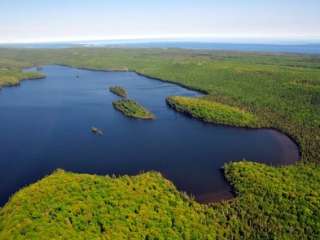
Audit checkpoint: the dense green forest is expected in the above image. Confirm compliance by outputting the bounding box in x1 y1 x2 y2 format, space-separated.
0 48 319 239
166 96 257 127
0 69 44 87
113 99 155 120
109 86 128 98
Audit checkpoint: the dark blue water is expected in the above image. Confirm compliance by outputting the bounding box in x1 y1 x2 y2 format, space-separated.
1 41 320 54
97 42 320 55
0 65 299 205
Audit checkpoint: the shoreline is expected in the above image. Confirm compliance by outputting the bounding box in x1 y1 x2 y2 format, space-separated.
54 63 210 94
22 64 303 163
48 64 303 160
0 74 46 89
0 64 300 205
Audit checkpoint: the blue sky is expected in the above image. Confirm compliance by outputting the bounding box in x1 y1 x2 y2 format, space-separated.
1 0 320 43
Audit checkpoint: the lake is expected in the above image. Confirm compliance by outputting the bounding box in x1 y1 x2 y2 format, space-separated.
0 65 300 205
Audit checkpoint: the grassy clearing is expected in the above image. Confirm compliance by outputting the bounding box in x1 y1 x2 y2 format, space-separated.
109 86 128 98
113 99 155 120
166 96 257 127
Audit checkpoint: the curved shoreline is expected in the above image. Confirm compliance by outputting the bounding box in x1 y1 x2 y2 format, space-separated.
164 97 302 163
54 64 210 94
0 74 46 89
4 64 300 205
54 64 301 163
23 64 302 160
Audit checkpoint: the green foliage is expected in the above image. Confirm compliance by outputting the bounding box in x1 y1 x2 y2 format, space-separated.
219 161 320 239
0 55 45 87
109 86 128 98
166 96 257 127
113 99 155 120
0 170 217 240
0 69 44 87
0 48 320 239
1 163 320 239
0 47 317 160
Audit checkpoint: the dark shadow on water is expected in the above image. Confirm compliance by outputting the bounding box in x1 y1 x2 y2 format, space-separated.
0 65 300 205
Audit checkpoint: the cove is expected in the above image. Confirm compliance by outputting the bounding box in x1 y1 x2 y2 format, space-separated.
0 65 300 205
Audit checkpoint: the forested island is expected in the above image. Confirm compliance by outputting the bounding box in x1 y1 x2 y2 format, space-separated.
0 48 319 239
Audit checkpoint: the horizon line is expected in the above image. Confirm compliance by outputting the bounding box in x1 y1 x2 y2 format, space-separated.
1 34 320 45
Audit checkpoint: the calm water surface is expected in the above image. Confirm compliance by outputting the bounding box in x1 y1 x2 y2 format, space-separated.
2 42 320 55
0 65 300 205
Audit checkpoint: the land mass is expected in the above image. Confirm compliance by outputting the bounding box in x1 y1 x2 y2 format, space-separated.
109 86 128 98
0 48 319 239
166 96 257 127
0 69 45 88
113 99 155 120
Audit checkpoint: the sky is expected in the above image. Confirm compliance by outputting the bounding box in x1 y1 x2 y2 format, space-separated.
0 0 320 43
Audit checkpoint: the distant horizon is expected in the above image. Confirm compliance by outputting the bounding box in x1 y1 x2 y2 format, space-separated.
1 36 320 45
2 38 320 55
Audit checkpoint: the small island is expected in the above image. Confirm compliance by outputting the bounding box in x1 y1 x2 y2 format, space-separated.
112 99 155 120
109 86 128 98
